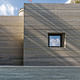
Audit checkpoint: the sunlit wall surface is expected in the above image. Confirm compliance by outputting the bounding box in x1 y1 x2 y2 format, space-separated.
0 16 24 65
24 3 80 66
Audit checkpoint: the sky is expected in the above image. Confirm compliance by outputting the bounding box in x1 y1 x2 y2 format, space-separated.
0 0 68 16
49 36 60 47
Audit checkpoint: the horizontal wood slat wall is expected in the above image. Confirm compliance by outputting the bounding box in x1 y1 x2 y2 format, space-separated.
24 4 80 66
0 16 24 65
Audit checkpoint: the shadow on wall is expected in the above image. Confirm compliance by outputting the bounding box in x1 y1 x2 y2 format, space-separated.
0 22 23 65
24 4 80 66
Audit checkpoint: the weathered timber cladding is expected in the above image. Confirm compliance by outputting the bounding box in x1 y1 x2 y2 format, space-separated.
24 4 80 66
0 16 24 65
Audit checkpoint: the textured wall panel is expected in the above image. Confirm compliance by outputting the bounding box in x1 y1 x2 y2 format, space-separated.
0 16 24 65
24 4 80 66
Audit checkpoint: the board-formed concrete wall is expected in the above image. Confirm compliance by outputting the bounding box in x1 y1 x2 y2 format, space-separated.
24 3 80 66
0 16 24 65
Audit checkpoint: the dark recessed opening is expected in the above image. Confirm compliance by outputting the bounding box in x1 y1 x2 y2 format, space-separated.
48 33 65 47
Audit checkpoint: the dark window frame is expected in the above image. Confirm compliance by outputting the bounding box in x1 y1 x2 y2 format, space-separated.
48 33 65 47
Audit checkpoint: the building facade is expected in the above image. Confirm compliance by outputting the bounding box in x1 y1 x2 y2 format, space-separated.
24 4 80 66
0 3 80 66
0 16 24 65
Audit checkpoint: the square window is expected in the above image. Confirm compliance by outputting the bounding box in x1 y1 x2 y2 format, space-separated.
48 33 65 47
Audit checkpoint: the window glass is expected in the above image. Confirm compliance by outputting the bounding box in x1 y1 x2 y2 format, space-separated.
49 35 61 47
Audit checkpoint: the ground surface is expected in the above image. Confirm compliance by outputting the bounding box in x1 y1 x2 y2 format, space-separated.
0 66 80 80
